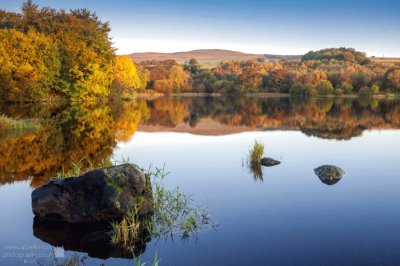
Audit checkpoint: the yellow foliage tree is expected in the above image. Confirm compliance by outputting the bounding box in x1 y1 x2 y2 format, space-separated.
168 65 191 93
0 29 60 101
111 56 142 98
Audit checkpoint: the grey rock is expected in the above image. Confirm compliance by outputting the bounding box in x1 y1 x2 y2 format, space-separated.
261 157 281 167
32 164 153 223
314 165 345 185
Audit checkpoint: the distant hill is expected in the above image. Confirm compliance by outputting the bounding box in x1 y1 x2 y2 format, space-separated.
128 49 300 67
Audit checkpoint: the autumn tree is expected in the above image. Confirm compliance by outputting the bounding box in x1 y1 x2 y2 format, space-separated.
186 58 201 74
384 67 400 92
168 65 191 93
316 80 334 95
0 29 60 102
111 56 142 98
0 1 115 103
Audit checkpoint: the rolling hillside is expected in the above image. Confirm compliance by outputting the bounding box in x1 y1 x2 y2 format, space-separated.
128 49 300 67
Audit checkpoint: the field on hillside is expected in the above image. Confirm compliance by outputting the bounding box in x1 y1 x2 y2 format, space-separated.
128 49 300 68
371 57 400 64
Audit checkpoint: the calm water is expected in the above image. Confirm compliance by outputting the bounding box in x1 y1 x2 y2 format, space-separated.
1 96 400 265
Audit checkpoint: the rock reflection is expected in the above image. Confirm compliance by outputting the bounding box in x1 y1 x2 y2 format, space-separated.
33 217 150 260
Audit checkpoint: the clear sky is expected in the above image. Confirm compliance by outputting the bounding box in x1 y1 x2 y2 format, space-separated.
2 0 400 56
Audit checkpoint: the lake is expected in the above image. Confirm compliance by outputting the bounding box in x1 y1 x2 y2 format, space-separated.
1 96 400 265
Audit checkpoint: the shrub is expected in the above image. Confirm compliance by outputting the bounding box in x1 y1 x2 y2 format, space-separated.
359 87 371 95
289 83 317 97
359 85 380 95
342 84 354 94
335 88 344 95
316 80 334 95
370 84 380 94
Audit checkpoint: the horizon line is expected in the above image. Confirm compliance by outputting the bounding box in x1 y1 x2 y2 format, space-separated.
122 48 399 58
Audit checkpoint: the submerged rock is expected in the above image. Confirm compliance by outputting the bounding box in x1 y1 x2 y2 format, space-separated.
261 157 281 167
32 164 153 223
314 165 345 185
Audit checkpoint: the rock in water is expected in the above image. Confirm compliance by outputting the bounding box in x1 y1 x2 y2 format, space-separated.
261 157 281 167
314 165 345 185
32 164 153 223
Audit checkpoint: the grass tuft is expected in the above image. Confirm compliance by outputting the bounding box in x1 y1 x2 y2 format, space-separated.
110 164 216 253
111 207 141 248
0 115 40 136
247 140 265 181
249 140 264 164
53 158 113 179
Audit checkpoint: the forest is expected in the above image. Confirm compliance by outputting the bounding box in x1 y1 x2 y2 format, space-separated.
149 48 400 96
1 2 400 103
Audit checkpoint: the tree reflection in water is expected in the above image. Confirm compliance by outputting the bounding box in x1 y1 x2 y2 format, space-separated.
0 97 399 187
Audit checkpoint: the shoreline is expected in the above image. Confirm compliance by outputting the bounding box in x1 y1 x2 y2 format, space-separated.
1 92 398 104
134 92 399 99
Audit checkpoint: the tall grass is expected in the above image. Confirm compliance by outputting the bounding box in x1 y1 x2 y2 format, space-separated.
247 140 265 181
111 208 140 248
0 115 40 135
53 158 113 179
52 160 215 263
133 252 159 266
146 165 215 240
249 140 264 164
110 165 215 250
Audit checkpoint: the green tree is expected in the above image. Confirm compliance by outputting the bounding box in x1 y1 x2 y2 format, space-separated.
316 80 334 95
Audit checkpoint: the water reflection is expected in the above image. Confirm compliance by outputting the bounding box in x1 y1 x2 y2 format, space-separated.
33 217 149 259
139 97 400 139
0 97 399 187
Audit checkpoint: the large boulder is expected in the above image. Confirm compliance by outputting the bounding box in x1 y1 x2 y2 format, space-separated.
314 165 345 185
261 157 281 167
32 164 153 223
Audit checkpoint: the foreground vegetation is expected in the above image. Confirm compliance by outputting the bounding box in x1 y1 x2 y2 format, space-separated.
52 160 214 262
111 165 214 248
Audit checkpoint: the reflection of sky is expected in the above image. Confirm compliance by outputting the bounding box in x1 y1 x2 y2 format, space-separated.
111 130 400 265
1 129 400 265
3 0 400 56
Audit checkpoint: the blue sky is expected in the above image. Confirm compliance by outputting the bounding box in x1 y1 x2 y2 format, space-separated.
2 0 400 56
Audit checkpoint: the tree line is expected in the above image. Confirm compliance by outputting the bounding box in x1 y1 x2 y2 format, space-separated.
137 48 400 96
1 2 400 102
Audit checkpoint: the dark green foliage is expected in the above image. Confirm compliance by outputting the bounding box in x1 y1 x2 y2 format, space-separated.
302 47 370 64
289 83 317 97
